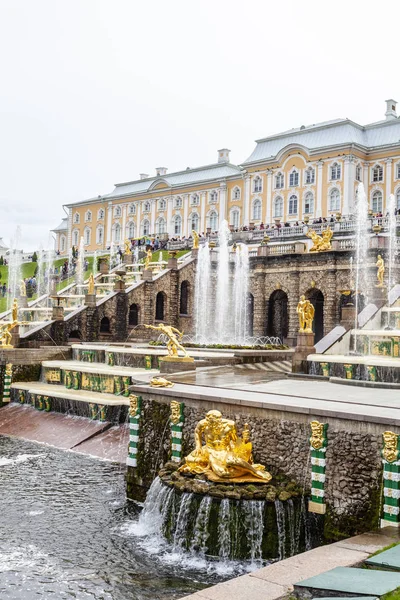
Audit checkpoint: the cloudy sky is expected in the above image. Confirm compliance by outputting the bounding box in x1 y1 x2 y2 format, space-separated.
0 0 397 250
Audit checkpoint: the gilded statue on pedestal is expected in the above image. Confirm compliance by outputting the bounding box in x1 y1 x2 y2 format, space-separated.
307 227 333 252
145 323 189 358
382 431 399 463
179 409 272 482
88 273 95 295
0 299 27 348
376 254 385 288
144 249 152 270
19 280 27 297
296 295 315 333
124 239 132 255
192 230 199 249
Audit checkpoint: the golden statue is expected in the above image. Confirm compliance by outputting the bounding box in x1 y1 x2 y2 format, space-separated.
310 420 327 450
144 248 152 270
88 273 95 295
129 394 139 417
19 280 26 297
297 295 315 333
124 239 132 255
307 227 333 252
382 431 399 463
376 254 385 288
145 323 189 358
179 410 272 482
170 400 181 423
149 376 174 388
192 230 199 249
0 299 29 348
12 298 18 323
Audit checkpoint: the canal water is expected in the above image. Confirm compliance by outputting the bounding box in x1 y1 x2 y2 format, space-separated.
0 436 230 600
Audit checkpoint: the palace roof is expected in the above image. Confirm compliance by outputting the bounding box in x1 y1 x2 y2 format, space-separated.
51 218 68 232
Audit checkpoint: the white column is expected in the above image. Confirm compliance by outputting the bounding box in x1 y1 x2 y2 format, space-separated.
122 204 127 240
243 175 251 226
219 182 227 223
385 159 393 207
150 199 156 234
136 201 141 237
200 192 206 233
106 202 113 246
343 155 355 216
265 169 272 224
316 161 324 218
183 194 189 236
167 197 173 236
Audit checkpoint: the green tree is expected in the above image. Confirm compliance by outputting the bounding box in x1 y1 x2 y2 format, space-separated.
32 251 38 262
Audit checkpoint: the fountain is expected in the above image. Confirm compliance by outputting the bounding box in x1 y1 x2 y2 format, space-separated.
7 227 22 312
353 182 369 352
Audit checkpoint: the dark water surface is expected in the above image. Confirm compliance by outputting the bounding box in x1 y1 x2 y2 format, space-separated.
0 436 222 600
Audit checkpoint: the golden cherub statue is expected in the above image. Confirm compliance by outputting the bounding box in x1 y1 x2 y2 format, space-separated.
144 323 189 358
376 254 385 288
124 239 132 255
307 227 333 252
87 273 95 295
0 298 27 348
297 295 315 333
149 376 174 388
19 280 27 297
192 230 199 249
179 410 272 482
144 248 152 270
382 431 399 463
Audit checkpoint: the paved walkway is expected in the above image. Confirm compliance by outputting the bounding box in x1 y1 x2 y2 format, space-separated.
180 529 400 600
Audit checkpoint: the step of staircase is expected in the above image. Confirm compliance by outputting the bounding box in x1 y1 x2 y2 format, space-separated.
11 382 129 406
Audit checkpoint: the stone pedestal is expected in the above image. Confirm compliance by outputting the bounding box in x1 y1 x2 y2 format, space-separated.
52 305 64 321
84 293 97 307
99 258 109 274
292 331 315 373
123 253 133 264
49 274 59 296
167 257 178 270
18 296 28 308
191 248 199 259
160 356 196 374
114 279 126 292
340 305 356 328
142 269 153 281
10 325 20 348
257 245 269 257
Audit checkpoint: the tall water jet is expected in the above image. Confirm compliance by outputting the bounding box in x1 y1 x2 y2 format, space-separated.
7 227 22 311
36 246 45 298
233 244 249 343
353 182 369 352
194 242 211 340
387 193 397 300
76 237 85 287
215 220 231 342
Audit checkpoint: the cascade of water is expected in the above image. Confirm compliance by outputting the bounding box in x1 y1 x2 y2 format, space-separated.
136 477 175 536
189 496 212 555
233 244 250 344
353 182 369 352
92 250 98 280
215 220 231 342
45 241 55 303
217 498 231 559
387 193 397 302
275 499 286 560
172 493 194 551
194 242 211 340
7 227 22 311
242 500 264 564
36 246 44 298
76 237 85 287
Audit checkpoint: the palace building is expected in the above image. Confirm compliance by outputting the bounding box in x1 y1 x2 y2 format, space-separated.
53 99 400 254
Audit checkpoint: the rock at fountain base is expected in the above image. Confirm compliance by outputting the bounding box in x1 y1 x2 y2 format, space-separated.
160 356 195 373
293 332 315 373
206 472 272 484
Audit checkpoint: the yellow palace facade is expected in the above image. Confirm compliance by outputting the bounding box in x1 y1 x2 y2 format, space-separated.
53 100 400 254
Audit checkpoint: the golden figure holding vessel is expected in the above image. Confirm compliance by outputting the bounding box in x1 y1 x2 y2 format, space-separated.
0 299 29 348
144 249 152 270
19 280 27 297
376 254 385 288
145 323 190 359
87 273 95 295
192 230 199 249
179 409 272 482
307 227 333 252
296 295 315 333
149 376 174 388
124 239 132 255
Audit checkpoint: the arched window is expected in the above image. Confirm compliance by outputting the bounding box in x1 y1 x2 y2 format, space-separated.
288 195 298 215
273 197 283 218
60 235 66 252
114 206 122 217
175 197 183 209
113 223 121 243
275 172 284 189
72 230 79 246
128 204 136 215
129 304 139 326
208 211 218 231
372 164 383 183
180 281 189 315
356 164 362 182
304 192 314 214
330 162 341 180
329 188 341 211
253 176 262 193
85 210 92 222
173 215 182 235
156 218 166 234
396 164 400 180
396 189 400 209
305 167 315 185
289 169 299 187
155 292 165 321
143 201 151 213
74 213 80 224
252 199 262 220
126 221 135 238
98 208 105 220
232 187 241 200
209 191 218 203
96 226 104 245
158 198 166 211
372 190 383 213
100 317 110 333
84 227 91 245
142 219 150 236
190 213 199 232
230 209 240 229
191 194 200 206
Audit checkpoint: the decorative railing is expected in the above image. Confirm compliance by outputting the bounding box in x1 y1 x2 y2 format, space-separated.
268 243 296 255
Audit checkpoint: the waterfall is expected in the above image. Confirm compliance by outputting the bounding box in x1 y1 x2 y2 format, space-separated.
7 226 22 311
76 237 85 287
243 500 264 564
353 182 369 352
136 477 174 536
189 496 212 555
217 499 231 559
194 243 211 340
387 193 397 302
275 499 286 560
172 493 194 551
233 244 250 343
215 221 231 342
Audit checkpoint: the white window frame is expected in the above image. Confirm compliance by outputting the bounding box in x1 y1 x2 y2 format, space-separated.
252 199 262 221
304 192 314 214
232 187 241 200
289 169 299 187
396 188 400 209
190 213 199 232
114 206 122 218
126 221 135 238
142 219 150 236
305 167 315 185
273 196 283 218
275 172 284 189
396 163 400 180
355 164 362 182
60 235 66 252
128 203 136 216
230 209 240 228
329 188 341 212
288 194 298 215
208 210 218 230
371 190 383 213
84 227 91 246
112 223 121 243
98 208 105 220
253 176 262 193
96 225 104 245
143 201 151 213
191 194 200 206
330 162 342 181
209 191 218 204
175 197 183 209
158 199 166 211
72 229 79 246
173 215 182 235
85 210 92 222
372 164 384 183
74 213 80 224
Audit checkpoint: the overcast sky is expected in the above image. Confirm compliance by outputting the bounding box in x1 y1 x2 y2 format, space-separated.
0 0 397 250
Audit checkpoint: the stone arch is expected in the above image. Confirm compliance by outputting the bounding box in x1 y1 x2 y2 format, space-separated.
180 280 190 315
100 316 111 334
129 303 139 326
155 291 166 321
267 290 289 341
305 288 324 343
69 329 81 341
